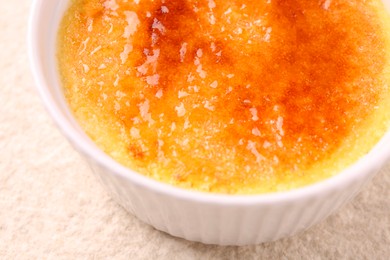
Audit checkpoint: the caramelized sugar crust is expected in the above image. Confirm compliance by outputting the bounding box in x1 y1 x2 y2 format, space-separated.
59 0 390 194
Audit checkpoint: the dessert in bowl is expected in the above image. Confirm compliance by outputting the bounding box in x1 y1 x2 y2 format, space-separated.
30 0 390 245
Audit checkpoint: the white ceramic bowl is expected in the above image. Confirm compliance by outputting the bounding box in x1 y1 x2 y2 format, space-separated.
29 0 390 245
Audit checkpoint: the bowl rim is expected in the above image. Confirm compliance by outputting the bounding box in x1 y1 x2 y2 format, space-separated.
28 0 390 206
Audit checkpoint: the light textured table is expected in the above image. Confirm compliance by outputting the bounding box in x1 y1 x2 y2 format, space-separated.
1 1 389 259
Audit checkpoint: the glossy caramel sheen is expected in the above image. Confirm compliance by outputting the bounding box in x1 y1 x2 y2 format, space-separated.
58 0 390 194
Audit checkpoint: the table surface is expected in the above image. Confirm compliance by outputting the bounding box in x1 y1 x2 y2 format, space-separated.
1 1 389 259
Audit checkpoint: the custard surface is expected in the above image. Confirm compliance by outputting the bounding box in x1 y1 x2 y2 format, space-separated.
58 0 390 194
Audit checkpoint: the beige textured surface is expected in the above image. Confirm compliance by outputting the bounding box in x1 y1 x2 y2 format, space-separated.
1 1 390 259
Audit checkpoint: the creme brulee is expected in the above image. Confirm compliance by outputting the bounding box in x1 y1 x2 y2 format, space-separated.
58 0 390 194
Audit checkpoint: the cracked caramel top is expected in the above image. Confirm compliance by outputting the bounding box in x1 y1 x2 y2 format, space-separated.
58 0 390 194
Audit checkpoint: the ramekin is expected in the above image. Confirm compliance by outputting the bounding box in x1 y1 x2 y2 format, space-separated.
28 0 390 245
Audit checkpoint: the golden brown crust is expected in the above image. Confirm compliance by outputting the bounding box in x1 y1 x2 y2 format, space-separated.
58 0 390 194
